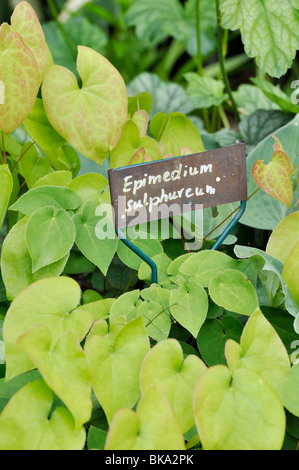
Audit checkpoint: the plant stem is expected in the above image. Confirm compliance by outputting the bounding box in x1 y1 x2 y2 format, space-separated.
216 0 240 122
1 131 6 164
196 0 203 76
10 141 36 173
218 105 230 128
46 0 77 59
195 0 211 132
201 187 261 244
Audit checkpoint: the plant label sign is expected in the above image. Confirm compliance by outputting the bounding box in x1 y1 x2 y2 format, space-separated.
108 142 247 229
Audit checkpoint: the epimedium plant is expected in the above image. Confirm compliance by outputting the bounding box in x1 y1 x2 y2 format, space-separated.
0 0 299 451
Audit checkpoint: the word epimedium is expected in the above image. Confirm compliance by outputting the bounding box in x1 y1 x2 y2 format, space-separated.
122 163 220 215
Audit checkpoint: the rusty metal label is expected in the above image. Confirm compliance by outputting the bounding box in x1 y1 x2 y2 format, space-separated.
108 142 247 229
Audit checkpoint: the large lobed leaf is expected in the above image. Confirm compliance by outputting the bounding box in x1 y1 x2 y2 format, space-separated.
220 0 299 78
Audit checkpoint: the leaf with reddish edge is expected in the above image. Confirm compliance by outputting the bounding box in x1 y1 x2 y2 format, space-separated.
128 147 152 165
42 46 128 165
10 1 52 80
131 110 149 137
271 134 285 152
252 148 293 208
0 28 40 135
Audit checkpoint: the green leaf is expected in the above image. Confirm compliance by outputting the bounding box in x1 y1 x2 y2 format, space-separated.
43 16 107 76
197 316 243 366
241 115 299 230
1 217 69 300
209 269 259 316
110 119 162 168
9 185 81 215
117 237 163 271
266 212 299 264
220 0 299 78
138 253 172 285
140 339 207 433
251 77 299 114
68 173 108 205
234 245 299 320
76 298 114 323
84 317 150 423
42 46 127 164
194 365 286 450
22 98 66 151
125 0 186 44
261 306 299 355
3 276 91 380
179 250 240 286
0 164 13 231
238 110 294 152
32 171 72 188
127 72 194 118
105 384 186 450
17 143 54 189
73 201 117 275
0 379 86 450
25 206 76 272
280 363 299 417
137 298 171 341
233 84 280 114
151 111 204 157
185 74 228 109
17 326 92 429
169 279 209 337
87 425 107 450
128 91 153 117
109 290 141 323
225 308 291 394
282 241 299 307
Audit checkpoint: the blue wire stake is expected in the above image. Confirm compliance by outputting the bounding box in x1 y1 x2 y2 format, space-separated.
211 199 247 251
116 228 158 284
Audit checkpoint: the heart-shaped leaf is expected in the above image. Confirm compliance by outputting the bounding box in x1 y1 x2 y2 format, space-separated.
73 200 118 275
169 279 209 337
252 148 293 207
17 326 92 429
209 269 259 316
0 217 69 300
84 316 150 423
42 46 128 164
3 277 91 380
110 119 162 168
0 379 86 450
26 206 76 272
140 339 207 433
105 384 186 450
225 308 291 394
194 365 286 450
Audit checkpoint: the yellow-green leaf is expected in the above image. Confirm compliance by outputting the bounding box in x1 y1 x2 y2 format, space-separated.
42 46 128 164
